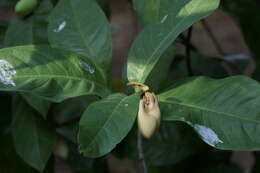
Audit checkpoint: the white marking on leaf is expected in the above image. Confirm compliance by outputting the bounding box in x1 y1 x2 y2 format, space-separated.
0 60 16 86
161 15 168 23
80 61 95 74
194 124 223 147
53 21 66 32
124 104 129 107
180 117 192 126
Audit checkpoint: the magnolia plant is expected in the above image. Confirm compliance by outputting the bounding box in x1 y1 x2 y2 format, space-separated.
0 0 260 172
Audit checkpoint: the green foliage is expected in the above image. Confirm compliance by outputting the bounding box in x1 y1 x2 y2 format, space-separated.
127 0 220 84
0 45 109 102
48 0 112 70
159 76 260 150
12 95 56 171
5 0 53 46
1 0 260 172
78 93 139 157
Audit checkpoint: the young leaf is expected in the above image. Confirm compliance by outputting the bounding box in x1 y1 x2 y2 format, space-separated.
78 93 139 158
0 45 110 102
48 0 112 70
12 96 56 171
159 76 260 150
127 0 220 84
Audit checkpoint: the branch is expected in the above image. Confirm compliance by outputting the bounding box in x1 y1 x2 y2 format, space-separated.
185 26 193 76
137 131 147 173
179 34 198 52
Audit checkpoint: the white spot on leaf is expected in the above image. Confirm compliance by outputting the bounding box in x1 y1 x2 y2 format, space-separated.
194 124 223 147
0 60 16 86
124 104 129 107
180 117 192 126
161 15 168 23
80 61 95 74
179 118 223 147
53 21 66 32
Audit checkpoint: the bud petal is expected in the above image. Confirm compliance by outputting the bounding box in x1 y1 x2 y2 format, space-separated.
138 92 161 138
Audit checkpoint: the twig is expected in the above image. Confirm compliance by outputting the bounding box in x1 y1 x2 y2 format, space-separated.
137 131 147 173
185 26 193 76
201 19 225 56
179 34 198 52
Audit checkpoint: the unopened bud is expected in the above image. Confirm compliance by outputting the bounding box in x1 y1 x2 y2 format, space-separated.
138 92 161 138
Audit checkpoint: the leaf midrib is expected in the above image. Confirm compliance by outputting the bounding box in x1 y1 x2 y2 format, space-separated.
69 0 96 58
82 94 129 153
161 100 260 124
12 74 105 88
136 0 203 82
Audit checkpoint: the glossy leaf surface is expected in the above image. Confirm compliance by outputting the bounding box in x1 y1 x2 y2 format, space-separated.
159 76 260 150
78 93 139 157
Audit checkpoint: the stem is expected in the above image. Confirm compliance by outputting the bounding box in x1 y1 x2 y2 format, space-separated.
185 27 193 76
137 131 147 173
179 34 197 52
201 19 225 56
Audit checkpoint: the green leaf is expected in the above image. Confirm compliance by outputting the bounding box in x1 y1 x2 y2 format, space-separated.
4 0 53 46
127 0 220 84
4 0 53 117
78 93 139 158
116 122 207 166
143 122 206 166
159 76 260 150
48 0 112 69
0 45 110 102
145 44 175 92
12 96 56 171
22 93 50 118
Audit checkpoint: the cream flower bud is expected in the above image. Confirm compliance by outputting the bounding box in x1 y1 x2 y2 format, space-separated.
138 92 161 138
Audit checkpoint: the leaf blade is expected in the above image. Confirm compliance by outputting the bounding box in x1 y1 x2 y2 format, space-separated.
78 93 139 157
127 0 220 83
12 96 56 171
0 45 109 102
48 0 112 69
159 76 260 150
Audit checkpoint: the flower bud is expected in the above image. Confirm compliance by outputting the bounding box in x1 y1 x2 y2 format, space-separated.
138 92 161 138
